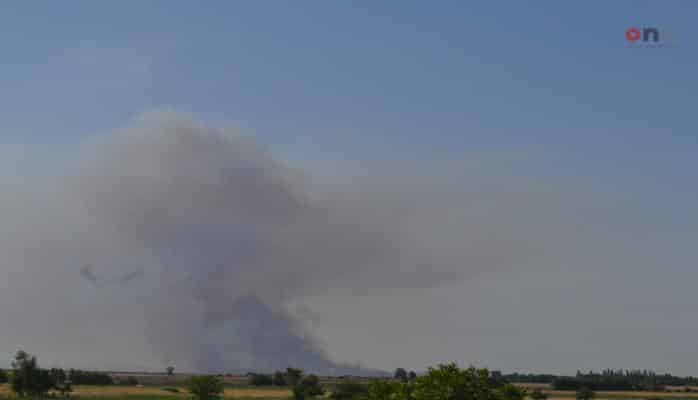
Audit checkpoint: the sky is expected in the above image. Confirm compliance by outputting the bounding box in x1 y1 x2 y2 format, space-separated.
1 1 698 375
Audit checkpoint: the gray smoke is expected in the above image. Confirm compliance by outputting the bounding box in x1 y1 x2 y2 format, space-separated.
0 111 553 373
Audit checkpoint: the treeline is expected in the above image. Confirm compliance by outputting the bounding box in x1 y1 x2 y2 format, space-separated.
244 368 322 399
501 372 556 384
67 369 114 385
219 364 533 400
329 364 531 400
247 368 318 389
248 366 698 393
551 370 698 391
4 350 115 399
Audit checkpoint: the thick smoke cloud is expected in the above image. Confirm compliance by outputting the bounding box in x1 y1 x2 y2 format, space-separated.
0 112 551 373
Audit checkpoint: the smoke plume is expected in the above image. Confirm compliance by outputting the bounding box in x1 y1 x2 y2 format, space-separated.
0 111 550 373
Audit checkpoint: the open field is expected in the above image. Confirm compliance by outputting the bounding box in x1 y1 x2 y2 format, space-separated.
110 373 375 387
0 384 291 399
540 391 698 400
507 384 698 400
3 382 698 400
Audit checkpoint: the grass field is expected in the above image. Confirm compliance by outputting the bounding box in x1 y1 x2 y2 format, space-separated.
3 383 698 400
0 384 291 399
544 392 698 400
509 384 698 400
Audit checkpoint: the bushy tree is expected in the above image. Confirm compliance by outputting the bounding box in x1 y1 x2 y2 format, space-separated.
498 384 527 400
292 374 324 400
338 363 507 400
302 375 324 396
0 369 7 384
395 368 409 382
330 381 369 400
187 375 224 400
249 373 273 386
11 350 40 397
56 377 73 398
286 368 303 387
363 379 415 400
576 387 595 400
273 371 286 386
34 369 54 398
530 388 548 400
50 367 71 397
489 371 507 388
365 380 405 400
126 376 139 386
412 363 497 400
68 369 113 385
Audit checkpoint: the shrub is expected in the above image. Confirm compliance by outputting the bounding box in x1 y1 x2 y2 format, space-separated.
248 373 273 386
330 381 369 400
365 380 409 400
188 375 224 400
576 387 595 400
413 363 496 400
292 374 324 400
530 388 548 400
395 368 409 382
273 371 286 386
498 384 527 400
68 370 113 385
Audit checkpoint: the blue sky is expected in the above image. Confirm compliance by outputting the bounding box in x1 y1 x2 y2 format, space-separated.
2 2 698 374
2 1 696 175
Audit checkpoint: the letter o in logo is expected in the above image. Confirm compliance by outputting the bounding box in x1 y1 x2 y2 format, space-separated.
626 27 641 42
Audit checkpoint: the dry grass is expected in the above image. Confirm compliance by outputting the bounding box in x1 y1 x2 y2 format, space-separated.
515 383 552 390
4 382 698 400
223 388 291 398
0 384 291 399
508 383 698 400
545 390 698 400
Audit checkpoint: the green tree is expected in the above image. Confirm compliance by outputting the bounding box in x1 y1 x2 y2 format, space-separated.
330 381 368 400
272 371 286 386
576 387 595 400
10 350 56 398
286 368 303 387
395 368 409 382
412 363 497 400
292 373 324 400
0 369 7 384
365 380 407 400
11 350 39 397
489 371 507 389
498 384 527 400
187 375 224 400
249 373 273 386
57 378 73 398
166 366 175 376
301 375 323 396
530 389 548 400
34 369 54 398
409 371 418 381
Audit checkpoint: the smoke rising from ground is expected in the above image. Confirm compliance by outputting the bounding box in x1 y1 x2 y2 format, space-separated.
0 111 569 373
